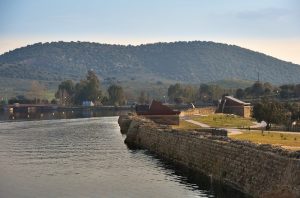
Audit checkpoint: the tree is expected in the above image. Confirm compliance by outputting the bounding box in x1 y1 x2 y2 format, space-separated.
107 84 125 106
167 83 198 103
295 84 300 97
238 82 276 99
168 83 182 102
251 82 264 96
252 99 287 130
57 80 75 95
235 88 245 99
138 91 148 104
284 102 300 121
279 84 295 99
181 85 197 103
55 80 75 105
174 97 184 104
26 81 46 103
8 95 31 104
263 82 273 95
101 96 109 105
199 83 212 102
85 70 102 101
74 70 102 104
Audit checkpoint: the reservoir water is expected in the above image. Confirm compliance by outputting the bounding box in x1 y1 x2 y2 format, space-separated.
0 116 247 198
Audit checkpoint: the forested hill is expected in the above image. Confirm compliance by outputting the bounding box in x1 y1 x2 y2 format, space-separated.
1 41 300 85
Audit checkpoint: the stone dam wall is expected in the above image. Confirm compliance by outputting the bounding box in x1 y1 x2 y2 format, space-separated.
118 115 300 198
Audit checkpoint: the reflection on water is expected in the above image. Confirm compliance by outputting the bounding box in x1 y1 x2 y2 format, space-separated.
0 109 131 121
0 117 248 198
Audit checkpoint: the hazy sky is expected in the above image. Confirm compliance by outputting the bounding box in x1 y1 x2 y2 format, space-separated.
1 0 299 64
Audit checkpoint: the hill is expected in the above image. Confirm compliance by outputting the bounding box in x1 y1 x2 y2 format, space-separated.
1 41 300 97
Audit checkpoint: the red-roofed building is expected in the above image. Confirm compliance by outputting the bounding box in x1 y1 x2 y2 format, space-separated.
135 100 180 125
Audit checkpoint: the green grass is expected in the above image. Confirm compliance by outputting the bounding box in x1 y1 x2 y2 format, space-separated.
172 120 201 130
191 114 254 128
230 131 300 149
0 77 59 99
43 90 56 100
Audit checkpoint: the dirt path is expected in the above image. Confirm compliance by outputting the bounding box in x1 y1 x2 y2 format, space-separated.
250 121 266 128
184 119 210 128
182 117 247 135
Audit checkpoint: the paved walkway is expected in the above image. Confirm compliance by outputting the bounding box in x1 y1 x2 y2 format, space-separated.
182 117 300 135
226 128 243 135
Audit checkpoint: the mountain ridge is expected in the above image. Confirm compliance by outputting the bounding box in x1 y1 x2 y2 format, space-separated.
1 41 300 88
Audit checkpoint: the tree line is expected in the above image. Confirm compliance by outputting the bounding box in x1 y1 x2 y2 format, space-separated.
3 74 300 113
167 83 234 104
232 81 300 131
235 81 300 100
165 81 300 131
55 70 126 106
252 98 300 130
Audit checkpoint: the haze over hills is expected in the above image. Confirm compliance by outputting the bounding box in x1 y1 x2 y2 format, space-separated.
1 41 300 97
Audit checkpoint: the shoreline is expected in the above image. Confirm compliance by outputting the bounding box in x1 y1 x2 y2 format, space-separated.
118 115 300 198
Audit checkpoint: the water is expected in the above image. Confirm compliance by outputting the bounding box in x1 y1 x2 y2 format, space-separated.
0 109 131 121
0 116 247 198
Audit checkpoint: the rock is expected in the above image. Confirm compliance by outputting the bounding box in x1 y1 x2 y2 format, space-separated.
118 115 132 134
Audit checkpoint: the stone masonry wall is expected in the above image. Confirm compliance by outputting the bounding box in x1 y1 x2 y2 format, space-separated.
119 115 300 198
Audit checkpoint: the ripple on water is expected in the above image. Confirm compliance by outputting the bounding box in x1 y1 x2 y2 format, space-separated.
0 117 248 198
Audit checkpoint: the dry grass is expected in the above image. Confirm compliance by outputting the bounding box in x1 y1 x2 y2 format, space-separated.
172 120 201 130
191 114 254 128
229 130 300 150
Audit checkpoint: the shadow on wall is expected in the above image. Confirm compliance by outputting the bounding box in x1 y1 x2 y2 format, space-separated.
127 148 251 198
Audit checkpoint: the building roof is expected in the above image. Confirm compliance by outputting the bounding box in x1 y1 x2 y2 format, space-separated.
136 100 180 115
225 96 251 105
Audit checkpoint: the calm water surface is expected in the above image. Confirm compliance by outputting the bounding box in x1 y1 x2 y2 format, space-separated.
0 116 247 198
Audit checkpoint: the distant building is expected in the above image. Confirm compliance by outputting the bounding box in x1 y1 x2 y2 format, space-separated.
135 100 181 125
216 96 251 118
136 100 180 116
82 101 94 107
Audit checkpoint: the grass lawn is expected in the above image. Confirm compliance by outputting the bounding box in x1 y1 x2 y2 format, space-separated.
172 120 201 130
44 90 55 100
191 114 254 128
229 130 300 150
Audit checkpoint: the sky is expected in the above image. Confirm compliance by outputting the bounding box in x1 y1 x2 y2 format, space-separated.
0 0 299 64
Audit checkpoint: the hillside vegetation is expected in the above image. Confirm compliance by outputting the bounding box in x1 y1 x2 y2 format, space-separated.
1 41 300 97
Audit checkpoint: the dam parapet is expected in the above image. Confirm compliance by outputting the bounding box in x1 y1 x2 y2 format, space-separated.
118 115 300 198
